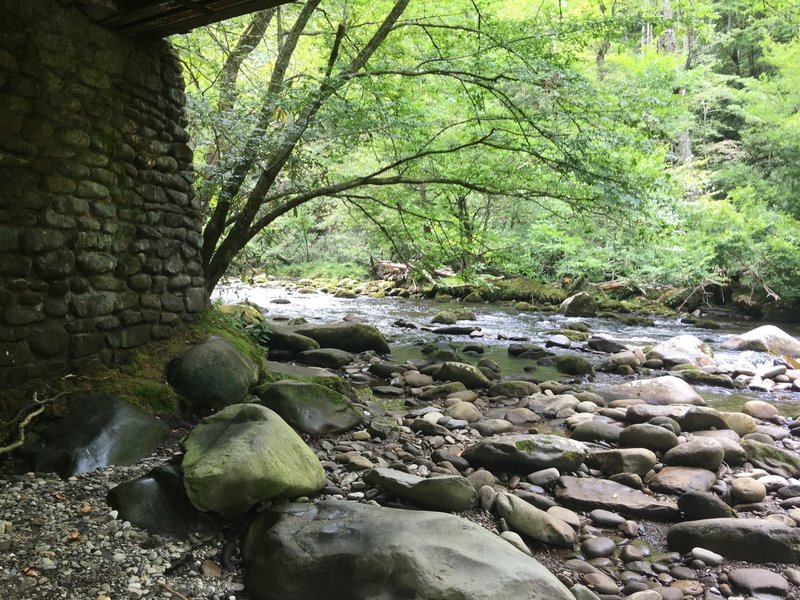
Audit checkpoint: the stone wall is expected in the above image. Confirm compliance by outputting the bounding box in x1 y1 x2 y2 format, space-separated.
0 0 207 384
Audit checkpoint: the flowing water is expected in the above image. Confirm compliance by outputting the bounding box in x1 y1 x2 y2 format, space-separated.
215 281 800 416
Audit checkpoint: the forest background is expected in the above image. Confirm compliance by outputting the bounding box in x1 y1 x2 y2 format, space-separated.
171 0 800 308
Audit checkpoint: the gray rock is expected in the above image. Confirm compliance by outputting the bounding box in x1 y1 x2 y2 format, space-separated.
667 518 800 563
678 407 728 432
488 380 541 398
267 324 320 353
650 466 717 494
728 568 789 598
496 493 576 547
368 415 402 439
472 419 515 436
581 536 617 558
243 500 577 600
587 448 657 477
619 423 679 452
166 336 259 412
296 348 354 368
570 420 622 444
625 404 694 424
596 376 704 406
555 476 679 520
742 439 800 478
22 393 168 477
647 334 714 367
677 491 737 520
662 438 724 470
255 379 363 435
463 434 588 474
719 325 800 357
294 321 391 354
419 382 467 401
720 411 757 436
364 468 477 512
743 400 780 420
107 465 216 538
181 404 326 518
691 431 747 466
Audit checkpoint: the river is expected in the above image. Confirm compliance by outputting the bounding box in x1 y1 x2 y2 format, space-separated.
215 280 800 416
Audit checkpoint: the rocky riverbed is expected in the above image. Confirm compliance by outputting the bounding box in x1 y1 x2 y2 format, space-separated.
3 287 800 600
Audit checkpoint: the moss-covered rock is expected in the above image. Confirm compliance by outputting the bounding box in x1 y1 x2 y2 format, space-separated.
434 362 490 388
217 303 265 325
182 404 326 519
431 311 458 325
254 379 363 435
294 321 390 354
488 278 567 304
552 354 595 376
559 292 598 317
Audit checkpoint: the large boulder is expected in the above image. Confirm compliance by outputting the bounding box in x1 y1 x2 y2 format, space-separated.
166 336 259 412
181 404 326 519
488 380 541 399
554 476 679 520
463 434 589 474
22 394 168 477
667 518 800 563
107 465 216 538
294 321 391 354
296 348 354 369
363 468 477 512
663 438 724 470
649 466 718 495
254 379 363 435
243 500 576 600
434 362 490 388
647 334 715 367
719 325 800 357
560 292 598 317
594 376 705 406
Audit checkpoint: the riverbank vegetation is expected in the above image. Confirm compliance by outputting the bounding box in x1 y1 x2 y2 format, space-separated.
173 0 800 311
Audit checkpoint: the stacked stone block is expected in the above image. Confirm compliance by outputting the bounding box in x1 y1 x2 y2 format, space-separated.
0 0 208 384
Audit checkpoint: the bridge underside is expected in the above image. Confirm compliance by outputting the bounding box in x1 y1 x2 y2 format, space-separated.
77 0 289 38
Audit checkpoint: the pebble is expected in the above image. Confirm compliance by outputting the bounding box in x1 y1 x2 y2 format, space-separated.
690 547 724 566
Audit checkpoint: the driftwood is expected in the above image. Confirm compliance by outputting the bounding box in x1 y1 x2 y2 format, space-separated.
369 257 409 281
0 392 66 455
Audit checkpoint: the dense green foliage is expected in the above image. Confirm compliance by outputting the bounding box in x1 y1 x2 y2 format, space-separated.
173 0 800 304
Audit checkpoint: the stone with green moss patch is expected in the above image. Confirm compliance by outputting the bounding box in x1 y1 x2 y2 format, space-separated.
182 403 326 519
552 354 595 376
462 434 588 474
254 379 363 434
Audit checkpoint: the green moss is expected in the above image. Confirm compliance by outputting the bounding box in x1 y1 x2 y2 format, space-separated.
489 278 567 304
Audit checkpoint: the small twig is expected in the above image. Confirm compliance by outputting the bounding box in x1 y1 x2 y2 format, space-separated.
0 392 66 455
158 581 192 600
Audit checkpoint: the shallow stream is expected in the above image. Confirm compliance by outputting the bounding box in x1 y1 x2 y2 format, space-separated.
215 281 800 416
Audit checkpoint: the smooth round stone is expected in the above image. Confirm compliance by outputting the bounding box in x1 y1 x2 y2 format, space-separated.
626 592 663 600
478 485 496 511
671 579 704 596
583 571 620 595
581 536 617 558
658 587 685 600
743 400 780 420
728 568 789 598
690 547 723 566
526 467 561 487
670 566 696 580
619 544 643 562
731 477 767 503
589 509 626 527
548 505 581 527
499 530 532 556
576 401 598 414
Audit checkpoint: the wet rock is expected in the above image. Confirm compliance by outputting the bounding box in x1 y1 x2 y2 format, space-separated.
581 536 617 558
294 321 391 354
181 404 326 518
243 500 577 600
588 337 628 353
463 434 589 474
419 382 467 401
555 476 679 520
22 393 169 477
582 571 620 595
677 491 737 520
496 493 576 547
364 468 477 512
667 518 800 563
107 465 216 538
596 376 704 406
650 466 717 494
587 448 657 477
662 438 724 470
553 354 595 376
166 336 259 412
255 379 364 435
742 439 800 478
267 324 320 353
